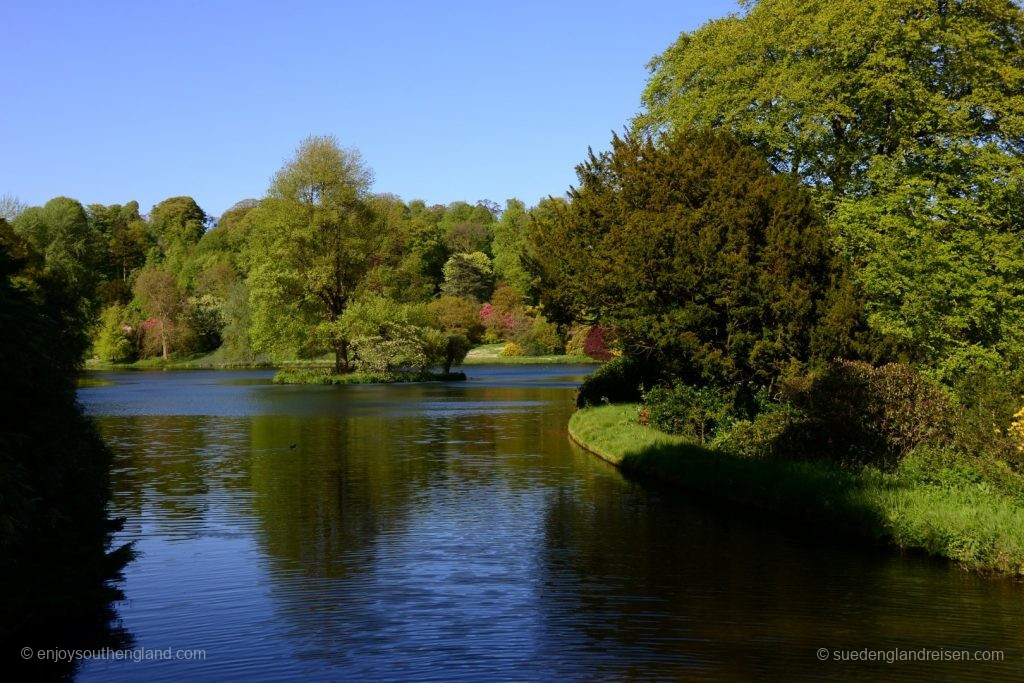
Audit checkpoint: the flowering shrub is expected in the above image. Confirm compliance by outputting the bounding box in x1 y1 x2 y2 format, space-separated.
583 325 613 360
500 341 525 357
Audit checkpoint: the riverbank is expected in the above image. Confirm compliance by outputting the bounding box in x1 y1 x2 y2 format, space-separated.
272 368 466 384
84 344 598 371
569 404 1024 576
462 343 598 365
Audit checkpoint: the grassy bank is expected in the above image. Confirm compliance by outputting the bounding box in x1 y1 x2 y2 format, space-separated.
272 368 466 385
462 343 598 365
569 404 1024 575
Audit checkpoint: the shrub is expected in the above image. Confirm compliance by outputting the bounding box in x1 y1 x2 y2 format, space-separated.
951 364 1024 469
583 325 614 361
93 304 138 363
499 341 525 357
565 324 591 355
780 361 956 468
643 381 733 443
576 356 657 408
714 411 798 459
515 314 563 355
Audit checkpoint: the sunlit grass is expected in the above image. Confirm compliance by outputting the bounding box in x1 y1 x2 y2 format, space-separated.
463 343 597 365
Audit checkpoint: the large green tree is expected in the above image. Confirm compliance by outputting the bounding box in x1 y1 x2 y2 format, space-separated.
635 0 1024 381
149 196 208 280
528 130 855 386
11 197 102 344
245 136 378 373
491 198 533 297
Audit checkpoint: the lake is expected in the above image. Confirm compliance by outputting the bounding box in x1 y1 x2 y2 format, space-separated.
75 367 1023 681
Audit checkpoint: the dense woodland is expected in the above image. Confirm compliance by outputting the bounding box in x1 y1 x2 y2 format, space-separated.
0 138 586 378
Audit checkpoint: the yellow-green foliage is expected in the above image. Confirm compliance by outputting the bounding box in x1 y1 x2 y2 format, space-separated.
499 341 525 357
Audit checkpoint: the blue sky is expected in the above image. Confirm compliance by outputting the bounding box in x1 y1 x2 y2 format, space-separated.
1 1 739 217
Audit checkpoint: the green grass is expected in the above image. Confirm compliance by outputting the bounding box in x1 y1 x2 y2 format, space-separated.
272 368 466 385
570 404 1024 575
462 343 598 365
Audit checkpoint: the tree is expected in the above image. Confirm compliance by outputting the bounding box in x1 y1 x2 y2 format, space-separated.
635 0 1024 381
340 295 434 373
246 136 378 373
428 295 485 343
528 130 852 387
149 196 208 280
0 240 129 670
491 198 533 297
440 251 494 302
150 196 207 251
12 197 99 293
0 194 27 221
133 267 182 360
11 197 102 350
444 221 491 254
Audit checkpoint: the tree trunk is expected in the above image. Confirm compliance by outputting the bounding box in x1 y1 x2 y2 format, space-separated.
333 339 350 375
160 322 169 361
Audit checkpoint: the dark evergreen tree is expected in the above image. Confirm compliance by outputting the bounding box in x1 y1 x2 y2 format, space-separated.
528 129 867 387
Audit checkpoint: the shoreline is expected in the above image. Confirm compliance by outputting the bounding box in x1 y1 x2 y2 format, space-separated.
82 346 599 372
569 404 1024 577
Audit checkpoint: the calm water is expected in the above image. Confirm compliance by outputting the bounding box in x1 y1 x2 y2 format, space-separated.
75 367 1024 681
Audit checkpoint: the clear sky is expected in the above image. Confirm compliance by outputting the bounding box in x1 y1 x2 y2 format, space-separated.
1 0 739 217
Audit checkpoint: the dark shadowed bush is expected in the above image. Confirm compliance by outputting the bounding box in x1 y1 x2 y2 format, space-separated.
577 356 657 408
780 361 956 468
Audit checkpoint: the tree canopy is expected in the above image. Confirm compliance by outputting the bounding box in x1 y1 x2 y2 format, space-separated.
635 0 1024 382
245 136 380 372
528 129 854 386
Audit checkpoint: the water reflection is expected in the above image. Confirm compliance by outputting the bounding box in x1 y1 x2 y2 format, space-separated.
76 368 1024 681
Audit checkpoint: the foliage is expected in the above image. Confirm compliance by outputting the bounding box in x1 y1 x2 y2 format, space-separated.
780 361 957 468
133 267 183 360
491 198 533 297
514 314 563 356
431 333 471 374
428 295 485 343
11 198 102 340
246 136 378 373
183 293 226 353
444 221 491 255
499 341 525 357
583 325 613 361
529 129 852 387
440 251 494 302
642 381 733 443
93 303 139 363
564 324 591 356
636 0 1024 378
576 356 658 408
340 295 441 373
0 240 129 658
149 196 207 279
714 411 797 460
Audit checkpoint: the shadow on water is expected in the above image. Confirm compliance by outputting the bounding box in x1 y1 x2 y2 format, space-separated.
70 368 1024 681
